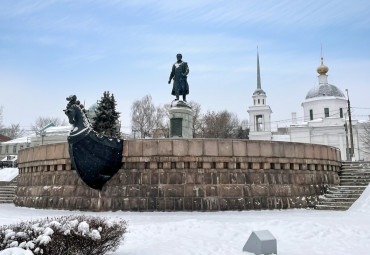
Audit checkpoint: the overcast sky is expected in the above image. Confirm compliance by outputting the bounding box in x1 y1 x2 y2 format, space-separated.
1 0 370 133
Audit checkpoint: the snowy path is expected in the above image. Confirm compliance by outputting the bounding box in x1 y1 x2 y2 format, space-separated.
0 204 369 255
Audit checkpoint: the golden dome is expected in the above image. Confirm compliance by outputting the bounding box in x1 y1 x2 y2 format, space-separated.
317 57 329 75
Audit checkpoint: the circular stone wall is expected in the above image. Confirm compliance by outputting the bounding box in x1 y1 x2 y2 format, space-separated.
15 139 341 211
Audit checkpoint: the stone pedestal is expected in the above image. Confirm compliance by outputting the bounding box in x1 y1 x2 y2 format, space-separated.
169 100 194 138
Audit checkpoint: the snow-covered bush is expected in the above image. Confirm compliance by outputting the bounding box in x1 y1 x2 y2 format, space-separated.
0 215 127 255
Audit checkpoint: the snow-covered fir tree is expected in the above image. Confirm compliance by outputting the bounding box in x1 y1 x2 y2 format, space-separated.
92 91 121 138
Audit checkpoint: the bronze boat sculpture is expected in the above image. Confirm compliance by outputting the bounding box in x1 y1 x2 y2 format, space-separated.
64 95 123 190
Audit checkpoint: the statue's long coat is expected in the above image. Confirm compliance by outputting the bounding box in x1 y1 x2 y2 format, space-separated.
169 61 189 95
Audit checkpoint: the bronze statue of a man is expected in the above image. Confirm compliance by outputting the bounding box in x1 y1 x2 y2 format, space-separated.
168 53 189 101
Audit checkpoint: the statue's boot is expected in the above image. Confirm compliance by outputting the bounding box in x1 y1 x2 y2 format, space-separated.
183 95 187 102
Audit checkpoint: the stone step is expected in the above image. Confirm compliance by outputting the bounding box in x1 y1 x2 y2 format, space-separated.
315 205 349 211
317 201 354 207
341 168 370 171
325 193 361 199
0 189 16 193
0 186 17 189
342 169 370 172
340 174 370 177
340 182 370 186
326 189 365 194
0 191 16 195
0 199 14 204
340 177 370 181
328 186 367 190
320 197 358 203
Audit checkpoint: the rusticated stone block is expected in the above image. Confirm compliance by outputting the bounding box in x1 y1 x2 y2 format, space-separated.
247 141 260 157
233 141 247 156
158 140 173 155
271 142 283 158
313 145 322 159
165 198 175 210
148 197 157 210
295 174 306 184
123 141 129 157
220 172 229 184
26 147 35 162
219 141 233 156
250 173 262 184
251 185 269 196
203 197 219 211
204 140 218 156
192 198 202 210
228 198 245 210
253 197 262 210
184 198 193 210
167 172 184 184
143 140 158 156
294 143 305 158
163 185 184 197
185 172 195 184
252 163 260 170
220 185 243 197
321 147 328 160
204 172 212 184
185 185 204 197
205 185 217 196
195 172 204 184
188 140 203 156
243 185 252 197
203 162 211 169
128 140 142 156
175 198 184 210
304 144 314 159
260 142 273 157
283 143 295 158
173 140 188 156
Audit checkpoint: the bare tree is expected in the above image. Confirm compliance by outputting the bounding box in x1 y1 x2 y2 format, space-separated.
31 116 68 132
131 95 156 138
1 124 25 139
153 105 169 138
200 110 241 138
187 101 202 138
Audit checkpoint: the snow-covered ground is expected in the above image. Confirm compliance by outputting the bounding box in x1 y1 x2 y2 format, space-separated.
0 185 369 255
0 168 18 182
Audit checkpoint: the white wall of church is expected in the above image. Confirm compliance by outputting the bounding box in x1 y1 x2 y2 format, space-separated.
302 97 347 121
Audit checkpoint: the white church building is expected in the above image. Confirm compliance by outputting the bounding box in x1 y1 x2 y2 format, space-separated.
248 51 370 161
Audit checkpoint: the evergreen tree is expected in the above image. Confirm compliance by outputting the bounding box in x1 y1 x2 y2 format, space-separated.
92 91 121 138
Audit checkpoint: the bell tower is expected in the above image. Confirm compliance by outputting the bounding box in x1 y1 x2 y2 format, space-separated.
247 47 272 140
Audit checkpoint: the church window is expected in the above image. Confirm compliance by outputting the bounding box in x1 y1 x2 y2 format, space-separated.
340 108 343 118
263 99 265 104
258 99 260 104
256 115 263 131
5 145 9 154
324 108 329 118
13 145 17 154
254 100 256 105
310 110 313 120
